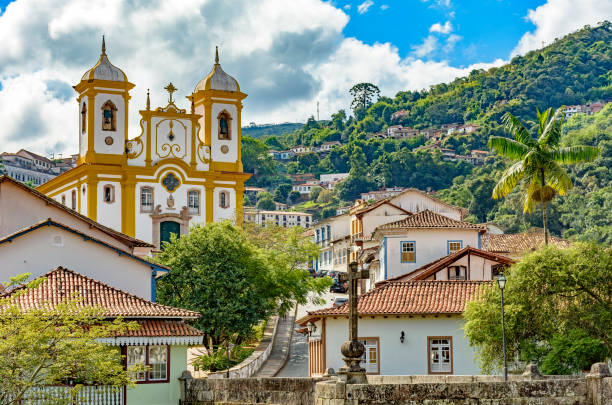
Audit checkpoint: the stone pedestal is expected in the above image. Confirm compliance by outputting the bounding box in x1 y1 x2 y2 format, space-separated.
337 340 367 384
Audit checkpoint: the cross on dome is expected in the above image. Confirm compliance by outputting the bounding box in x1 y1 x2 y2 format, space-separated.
80 35 128 82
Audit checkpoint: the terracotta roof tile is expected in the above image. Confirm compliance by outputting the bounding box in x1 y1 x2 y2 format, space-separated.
482 231 571 254
121 319 203 337
3 267 199 319
354 200 412 217
377 210 485 231
303 281 488 319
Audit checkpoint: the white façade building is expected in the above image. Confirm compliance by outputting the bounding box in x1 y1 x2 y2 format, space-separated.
371 210 486 286
297 280 487 377
37 38 250 249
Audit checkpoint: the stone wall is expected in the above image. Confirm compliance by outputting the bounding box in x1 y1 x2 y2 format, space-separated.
179 363 612 405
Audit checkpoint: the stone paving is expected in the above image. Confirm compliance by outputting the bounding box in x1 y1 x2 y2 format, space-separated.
253 309 296 377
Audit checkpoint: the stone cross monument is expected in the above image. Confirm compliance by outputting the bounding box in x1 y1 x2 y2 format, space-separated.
337 261 369 384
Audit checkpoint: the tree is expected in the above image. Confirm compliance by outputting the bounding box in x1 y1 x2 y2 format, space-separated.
488 107 599 244
0 275 135 405
156 222 275 346
288 191 301 204
273 184 293 203
350 83 380 116
320 206 337 219
316 189 335 204
156 222 329 347
464 244 611 374
256 196 276 210
309 185 323 201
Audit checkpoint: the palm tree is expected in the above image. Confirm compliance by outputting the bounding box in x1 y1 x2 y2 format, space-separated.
488 107 599 245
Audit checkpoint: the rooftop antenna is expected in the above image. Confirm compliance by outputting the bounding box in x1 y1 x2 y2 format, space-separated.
317 101 320 121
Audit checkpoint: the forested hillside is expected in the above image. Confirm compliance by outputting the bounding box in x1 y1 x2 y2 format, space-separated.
241 23 612 242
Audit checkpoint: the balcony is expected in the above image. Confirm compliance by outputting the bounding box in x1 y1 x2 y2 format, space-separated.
351 231 364 245
19 385 124 405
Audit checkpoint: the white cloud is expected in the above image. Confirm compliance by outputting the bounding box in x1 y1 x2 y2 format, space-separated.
380 4 389 10
429 21 452 34
443 34 462 52
0 0 507 156
344 4 351 10
357 0 373 14
412 35 438 57
513 0 612 55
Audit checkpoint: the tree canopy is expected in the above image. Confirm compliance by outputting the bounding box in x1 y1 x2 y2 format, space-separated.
464 244 612 374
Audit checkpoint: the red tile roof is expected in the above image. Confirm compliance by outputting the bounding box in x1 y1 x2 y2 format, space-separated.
3 267 199 319
353 199 412 217
0 175 153 248
376 210 485 231
300 280 489 322
381 246 513 283
482 230 571 254
122 319 203 337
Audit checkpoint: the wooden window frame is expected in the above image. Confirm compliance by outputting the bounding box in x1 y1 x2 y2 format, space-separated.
122 345 170 384
140 186 154 213
103 185 115 204
187 189 201 215
217 110 232 140
358 336 380 375
400 241 416 263
447 240 463 255
427 336 453 375
447 265 467 281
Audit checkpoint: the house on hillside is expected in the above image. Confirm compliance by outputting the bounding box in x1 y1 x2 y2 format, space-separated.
243 209 312 228
370 210 486 289
297 280 487 376
4 267 203 405
316 141 342 152
292 181 321 195
360 187 406 202
388 188 465 221
313 213 351 273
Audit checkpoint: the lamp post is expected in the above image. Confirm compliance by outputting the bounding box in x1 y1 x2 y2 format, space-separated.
497 274 508 381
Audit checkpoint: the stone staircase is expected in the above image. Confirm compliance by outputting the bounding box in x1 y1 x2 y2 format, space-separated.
253 308 296 377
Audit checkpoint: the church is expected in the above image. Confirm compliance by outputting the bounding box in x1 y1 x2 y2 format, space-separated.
38 38 250 249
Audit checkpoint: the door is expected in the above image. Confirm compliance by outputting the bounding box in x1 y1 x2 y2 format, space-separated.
359 339 379 374
160 221 180 248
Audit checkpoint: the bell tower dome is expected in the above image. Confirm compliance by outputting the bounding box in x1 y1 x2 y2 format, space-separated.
74 36 135 165
190 47 247 173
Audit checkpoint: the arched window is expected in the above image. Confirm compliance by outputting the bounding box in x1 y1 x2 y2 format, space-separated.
101 100 117 131
81 102 87 133
219 190 230 208
140 187 153 213
217 111 231 140
103 185 115 203
71 190 77 210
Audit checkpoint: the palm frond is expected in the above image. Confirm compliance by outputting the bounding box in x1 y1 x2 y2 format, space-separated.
521 188 538 213
538 107 564 146
492 160 525 199
551 146 600 164
501 112 536 147
544 161 573 195
488 136 530 160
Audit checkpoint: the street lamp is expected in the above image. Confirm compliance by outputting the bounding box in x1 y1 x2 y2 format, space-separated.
497 274 508 381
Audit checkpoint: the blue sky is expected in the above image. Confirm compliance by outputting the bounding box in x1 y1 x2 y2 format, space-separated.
338 0 546 66
0 0 609 155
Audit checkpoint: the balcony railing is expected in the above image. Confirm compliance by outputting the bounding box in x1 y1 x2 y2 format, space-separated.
18 385 124 405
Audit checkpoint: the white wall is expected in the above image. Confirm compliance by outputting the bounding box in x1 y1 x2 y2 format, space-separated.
97 180 122 231
431 255 497 281
361 205 409 237
0 226 153 300
211 103 238 163
321 316 480 375
213 186 236 222
93 92 125 155
382 229 480 281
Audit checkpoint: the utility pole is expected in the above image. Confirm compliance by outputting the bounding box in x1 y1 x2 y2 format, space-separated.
317 101 319 121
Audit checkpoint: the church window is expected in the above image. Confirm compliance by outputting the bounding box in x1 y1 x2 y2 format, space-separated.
71 190 76 210
101 100 117 131
188 190 200 215
219 190 230 208
217 111 231 140
103 185 115 203
141 187 153 213
81 102 87 133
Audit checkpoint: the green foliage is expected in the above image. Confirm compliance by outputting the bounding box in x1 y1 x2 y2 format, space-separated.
320 206 337 219
288 190 301 204
464 244 612 374
273 184 292 203
156 221 329 346
350 83 380 117
193 344 254 372
0 276 136 404
241 123 303 138
256 197 276 210
309 185 324 201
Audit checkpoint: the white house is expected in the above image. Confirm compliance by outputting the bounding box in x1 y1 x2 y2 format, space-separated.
388 188 465 221
293 181 321 195
313 213 351 272
371 210 486 286
297 280 487 376
243 209 312 228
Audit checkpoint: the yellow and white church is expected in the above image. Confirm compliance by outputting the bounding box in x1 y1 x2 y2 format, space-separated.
38 38 250 248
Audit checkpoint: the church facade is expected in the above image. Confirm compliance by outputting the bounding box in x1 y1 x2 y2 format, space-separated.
38 39 250 248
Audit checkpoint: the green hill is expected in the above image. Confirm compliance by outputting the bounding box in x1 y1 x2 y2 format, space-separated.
242 123 303 138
